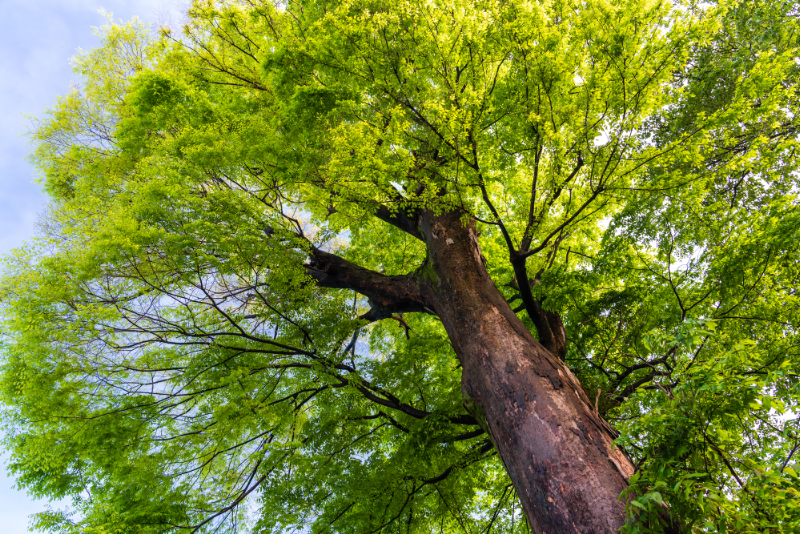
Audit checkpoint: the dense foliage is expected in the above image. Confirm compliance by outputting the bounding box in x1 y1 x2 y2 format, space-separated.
2 0 800 532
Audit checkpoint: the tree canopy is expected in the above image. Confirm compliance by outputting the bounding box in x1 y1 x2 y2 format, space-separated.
2 0 800 532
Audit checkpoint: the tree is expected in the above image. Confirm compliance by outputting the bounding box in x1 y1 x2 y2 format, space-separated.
2 0 799 532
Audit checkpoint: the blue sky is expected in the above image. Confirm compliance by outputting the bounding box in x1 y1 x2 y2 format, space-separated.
0 1 182 531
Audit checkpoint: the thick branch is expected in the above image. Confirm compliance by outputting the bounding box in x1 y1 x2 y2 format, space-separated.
373 203 424 240
508 263 567 360
306 246 431 319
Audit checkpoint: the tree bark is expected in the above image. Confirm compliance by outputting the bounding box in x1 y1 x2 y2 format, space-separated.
415 210 636 534
303 209 643 531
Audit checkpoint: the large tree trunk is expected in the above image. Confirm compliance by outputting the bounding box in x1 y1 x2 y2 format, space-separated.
416 210 635 533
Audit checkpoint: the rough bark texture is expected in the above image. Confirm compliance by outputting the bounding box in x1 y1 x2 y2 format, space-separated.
304 209 640 532
527 299 568 362
415 211 635 534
